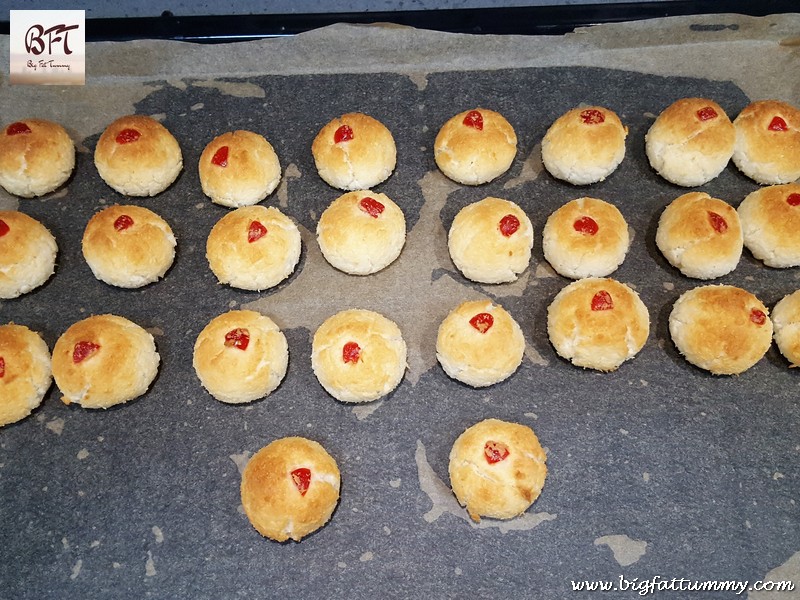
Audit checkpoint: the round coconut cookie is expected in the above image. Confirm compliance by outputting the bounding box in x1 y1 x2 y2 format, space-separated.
82 205 176 288
311 309 406 403
0 119 75 198
737 183 800 268
51 314 159 408
434 108 517 185
645 98 735 187
317 190 406 275
547 278 649 372
449 418 547 522
656 192 742 279
0 211 57 299
206 205 301 291
772 290 800 367
448 197 533 284
193 310 288 404
199 130 281 207
732 99 800 185
0 324 52 427
241 437 341 543
94 115 183 196
311 113 396 190
541 106 627 185
669 285 772 375
436 300 525 387
542 197 629 279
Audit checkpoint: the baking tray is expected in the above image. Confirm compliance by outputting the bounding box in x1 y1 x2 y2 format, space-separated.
1 19 798 600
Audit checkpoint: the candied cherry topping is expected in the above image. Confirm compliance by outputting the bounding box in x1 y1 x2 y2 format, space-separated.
0 219 9 238
6 122 32 136
750 309 767 326
334 124 354 144
499 214 520 237
591 290 614 311
224 328 250 351
291 468 312 496
786 193 800 207
768 116 788 132
696 106 718 121
359 197 385 218
463 110 484 131
708 211 728 234
211 145 229 167
0 357 5 378
484 440 510 464
469 312 494 333
114 215 134 231
73 341 100 364
342 341 361 364
247 220 267 243
573 216 599 236
580 109 605 125
115 128 141 144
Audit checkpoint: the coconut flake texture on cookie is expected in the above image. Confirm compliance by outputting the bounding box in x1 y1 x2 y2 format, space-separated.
0 211 57 299
0 324 52 427
436 300 525 387
434 108 517 185
645 98 734 187
51 314 159 408
311 309 407 403
669 285 772 375
732 99 800 185
449 418 547 522
241 437 341 542
94 114 183 197
542 106 627 185
199 130 282 207
193 310 288 404
547 278 649 372
312 113 396 190
448 197 533 284
0 119 75 198
656 192 742 279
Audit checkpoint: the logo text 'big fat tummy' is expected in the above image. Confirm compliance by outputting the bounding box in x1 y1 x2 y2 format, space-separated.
10 10 85 85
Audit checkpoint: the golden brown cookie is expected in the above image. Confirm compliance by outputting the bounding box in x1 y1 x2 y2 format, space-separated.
732 100 800 184
0 119 75 197
0 324 52 427
0 211 57 299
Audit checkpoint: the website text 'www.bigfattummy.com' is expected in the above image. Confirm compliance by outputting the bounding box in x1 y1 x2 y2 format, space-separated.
570 575 796 596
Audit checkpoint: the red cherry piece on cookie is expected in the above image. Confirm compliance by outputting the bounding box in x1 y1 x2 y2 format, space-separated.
750 309 766 326
334 125 354 144
580 109 605 125
696 107 718 121
6 122 32 136
499 214 520 237
247 220 267 243
573 216 599 236
708 211 728 234
73 341 100 364
591 290 614 311
342 341 361 364
0 357 5 378
211 145 229 167
224 328 250 351
359 197 385 218
484 440 510 464
462 110 484 131
786 193 800 207
115 128 141 144
469 312 494 333
114 215 134 231
768 116 788 132
0 219 9 238
291 468 312 496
